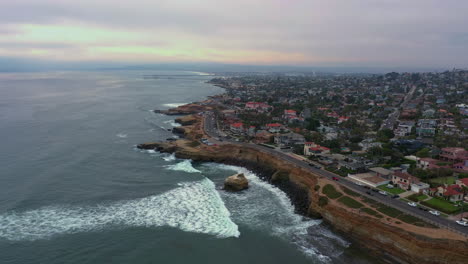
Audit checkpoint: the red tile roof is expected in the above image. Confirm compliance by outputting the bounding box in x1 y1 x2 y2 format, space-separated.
231 122 243 128
444 185 463 196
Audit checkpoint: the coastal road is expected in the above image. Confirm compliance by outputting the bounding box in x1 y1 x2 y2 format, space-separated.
202 112 468 237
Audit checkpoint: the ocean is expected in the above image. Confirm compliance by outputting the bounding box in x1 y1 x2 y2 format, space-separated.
0 71 379 264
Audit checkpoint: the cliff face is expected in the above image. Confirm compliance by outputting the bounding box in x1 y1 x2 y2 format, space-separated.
141 140 468 264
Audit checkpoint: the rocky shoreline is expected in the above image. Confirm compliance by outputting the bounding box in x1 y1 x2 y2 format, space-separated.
139 104 468 264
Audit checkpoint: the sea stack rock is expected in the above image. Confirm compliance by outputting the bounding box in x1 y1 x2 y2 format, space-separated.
224 173 249 191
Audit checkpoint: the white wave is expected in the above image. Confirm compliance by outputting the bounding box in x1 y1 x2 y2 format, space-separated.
116 133 128 138
207 163 338 262
0 179 239 241
162 153 176 162
146 149 157 154
163 120 181 127
165 160 201 173
162 103 187 108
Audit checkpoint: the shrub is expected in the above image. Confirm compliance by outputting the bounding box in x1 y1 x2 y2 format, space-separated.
318 196 329 207
188 141 200 147
314 185 320 191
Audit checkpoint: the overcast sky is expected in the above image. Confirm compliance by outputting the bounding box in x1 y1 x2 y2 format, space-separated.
1 0 467 68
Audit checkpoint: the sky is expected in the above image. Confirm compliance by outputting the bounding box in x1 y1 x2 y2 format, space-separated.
1 0 468 69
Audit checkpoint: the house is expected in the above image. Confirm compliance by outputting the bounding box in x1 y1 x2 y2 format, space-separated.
417 158 447 170
430 184 464 202
245 102 271 112
391 171 420 190
348 172 389 188
453 160 468 173
337 160 366 172
455 178 468 187
274 132 305 146
411 182 430 193
265 123 284 133
439 147 468 163
369 167 393 179
304 142 330 155
395 121 415 137
230 122 244 134
416 119 437 137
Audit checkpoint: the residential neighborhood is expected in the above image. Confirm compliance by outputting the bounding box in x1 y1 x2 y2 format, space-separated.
206 69 468 219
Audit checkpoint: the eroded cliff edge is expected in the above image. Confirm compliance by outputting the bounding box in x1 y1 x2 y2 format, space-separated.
138 115 468 264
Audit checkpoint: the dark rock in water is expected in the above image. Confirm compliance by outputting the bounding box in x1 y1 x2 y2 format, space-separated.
137 143 159 149
172 127 186 134
166 138 176 141
167 128 172 131
224 173 249 191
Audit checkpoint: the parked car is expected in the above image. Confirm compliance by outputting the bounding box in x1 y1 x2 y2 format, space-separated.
456 220 468 226
366 191 372 196
332 177 339 181
378 190 388 196
391 194 399 199
364 186 371 189
408 202 417 207
429 210 440 216
371 188 379 192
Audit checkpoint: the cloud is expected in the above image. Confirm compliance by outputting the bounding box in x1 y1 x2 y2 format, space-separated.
0 0 467 67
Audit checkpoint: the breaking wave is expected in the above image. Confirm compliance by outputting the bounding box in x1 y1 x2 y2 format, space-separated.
206 163 349 262
163 120 181 127
162 103 187 108
165 160 201 173
0 179 239 241
162 153 176 162
116 133 128 138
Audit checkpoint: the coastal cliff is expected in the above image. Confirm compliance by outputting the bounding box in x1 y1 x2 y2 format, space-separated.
138 137 468 264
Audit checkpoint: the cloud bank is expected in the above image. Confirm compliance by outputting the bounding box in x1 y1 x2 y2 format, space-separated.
1 0 467 67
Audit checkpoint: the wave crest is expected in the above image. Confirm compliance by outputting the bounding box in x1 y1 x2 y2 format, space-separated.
0 179 239 241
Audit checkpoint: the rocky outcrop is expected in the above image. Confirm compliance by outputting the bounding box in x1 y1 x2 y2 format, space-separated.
224 173 249 191
175 115 198 126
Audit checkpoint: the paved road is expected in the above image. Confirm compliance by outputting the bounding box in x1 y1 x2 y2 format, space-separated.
202 112 468 237
381 85 417 130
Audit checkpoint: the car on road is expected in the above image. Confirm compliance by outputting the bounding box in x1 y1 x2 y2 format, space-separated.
429 210 440 216
408 202 417 207
332 177 339 181
378 190 388 196
371 188 379 192
364 186 371 189
391 194 399 199
456 220 468 226
365 191 373 196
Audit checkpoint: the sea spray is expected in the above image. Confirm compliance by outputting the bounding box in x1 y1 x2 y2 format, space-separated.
0 179 239 241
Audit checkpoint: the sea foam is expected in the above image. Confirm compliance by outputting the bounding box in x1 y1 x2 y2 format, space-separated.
165 160 201 173
0 179 239 241
207 163 346 262
162 103 187 108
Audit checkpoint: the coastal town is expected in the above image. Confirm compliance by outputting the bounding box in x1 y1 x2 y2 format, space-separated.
200 70 468 222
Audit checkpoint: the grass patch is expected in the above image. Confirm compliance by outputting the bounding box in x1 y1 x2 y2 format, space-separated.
408 193 428 202
429 177 456 185
322 184 343 199
377 205 403 218
377 185 406 195
338 196 364 209
361 207 383 218
421 198 459 214
342 187 361 197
